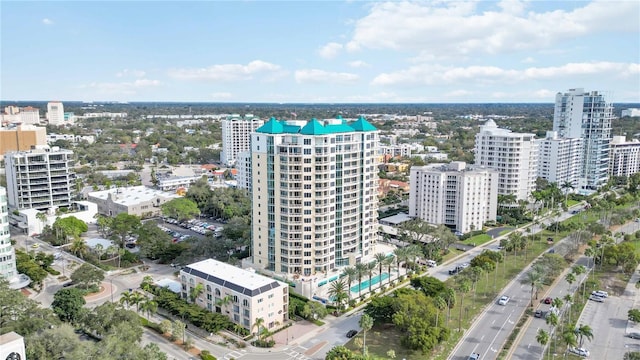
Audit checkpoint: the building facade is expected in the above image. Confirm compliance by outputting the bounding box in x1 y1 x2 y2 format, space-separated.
409 162 498 234
221 114 264 167
180 259 288 333
0 187 17 283
235 151 252 191
251 117 379 277
474 120 538 201
609 136 640 178
553 88 613 190
0 125 47 157
537 131 583 189
87 186 178 218
5 146 76 211
47 101 65 126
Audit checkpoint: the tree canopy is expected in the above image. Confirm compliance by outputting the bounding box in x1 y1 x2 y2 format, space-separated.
161 197 200 221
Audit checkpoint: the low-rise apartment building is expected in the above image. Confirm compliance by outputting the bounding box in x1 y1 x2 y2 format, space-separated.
87 186 178 218
180 259 288 333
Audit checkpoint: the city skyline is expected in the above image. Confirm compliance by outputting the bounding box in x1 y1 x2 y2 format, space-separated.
1 1 639 103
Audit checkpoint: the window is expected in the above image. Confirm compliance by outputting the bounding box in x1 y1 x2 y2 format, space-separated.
243 299 249 307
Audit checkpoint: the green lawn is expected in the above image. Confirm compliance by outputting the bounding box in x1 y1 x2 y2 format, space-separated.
461 234 492 246
567 199 581 207
499 229 512 236
441 248 465 263
345 324 417 359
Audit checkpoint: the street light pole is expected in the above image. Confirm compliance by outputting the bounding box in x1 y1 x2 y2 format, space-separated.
110 278 114 302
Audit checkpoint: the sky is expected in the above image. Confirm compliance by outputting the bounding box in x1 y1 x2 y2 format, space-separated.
1 0 639 103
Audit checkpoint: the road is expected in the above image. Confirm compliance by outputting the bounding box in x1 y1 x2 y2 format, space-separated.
299 309 364 359
447 205 584 360
509 257 590 360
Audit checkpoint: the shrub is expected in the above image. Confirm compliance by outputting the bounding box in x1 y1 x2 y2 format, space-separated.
46 267 61 275
252 339 275 348
200 350 217 360
140 317 163 334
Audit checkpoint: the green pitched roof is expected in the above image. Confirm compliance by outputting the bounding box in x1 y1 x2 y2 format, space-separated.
300 118 328 135
256 117 283 133
350 116 377 132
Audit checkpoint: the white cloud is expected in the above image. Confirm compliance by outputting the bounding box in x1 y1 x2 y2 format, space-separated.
168 60 282 81
444 89 473 98
372 61 639 86
294 69 359 84
347 60 370 68
42 18 54 25
345 1 639 56
211 92 232 100
532 89 556 99
81 78 161 95
521 57 535 64
318 42 343 59
116 69 146 78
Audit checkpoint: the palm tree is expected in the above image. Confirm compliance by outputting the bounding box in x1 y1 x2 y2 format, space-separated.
140 297 158 320
354 263 367 298
70 238 88 259
141 275 154 292
35 211 47 234
252 317 265 337
359 314 374 356
521 266 543 307
456 276 471 332
130 291 146 313
564 294 573 323
120 291 135 310
374 253 388 290
384 256 394 287
561 181 575 206
393 247 408 276
94 243 104 261
574 324 594 348
546 312 559 355
327 279 348 311
536 328 549 353
342 267 357 293
216 295 232 314
434 296 447 327
562 328 578 349
189 283 204 304
366 262 377 294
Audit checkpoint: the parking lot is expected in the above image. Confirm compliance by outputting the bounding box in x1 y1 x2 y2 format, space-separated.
155 217 225 242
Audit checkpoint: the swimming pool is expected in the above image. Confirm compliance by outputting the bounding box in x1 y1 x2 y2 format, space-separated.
350 272 390 293
318 275 340 287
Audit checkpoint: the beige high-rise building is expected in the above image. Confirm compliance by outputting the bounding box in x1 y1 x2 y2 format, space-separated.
47 101 65 126
409 162 498 234
474 120 538 201
250 116 379 277
0 125 47 157
221 114 264 167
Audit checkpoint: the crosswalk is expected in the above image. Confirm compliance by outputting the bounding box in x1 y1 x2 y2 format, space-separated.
220 347 312 360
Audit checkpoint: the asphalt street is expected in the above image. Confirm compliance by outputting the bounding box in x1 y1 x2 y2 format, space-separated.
447 205 583 360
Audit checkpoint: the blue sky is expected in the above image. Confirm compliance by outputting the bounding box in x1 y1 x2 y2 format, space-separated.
1 1 639 103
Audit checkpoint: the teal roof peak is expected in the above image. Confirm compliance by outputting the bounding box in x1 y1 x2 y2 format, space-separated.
256 117 284 133
300 118 328 135
350 116 377 132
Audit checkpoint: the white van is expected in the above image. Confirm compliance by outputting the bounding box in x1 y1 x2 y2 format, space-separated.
426 260 437 267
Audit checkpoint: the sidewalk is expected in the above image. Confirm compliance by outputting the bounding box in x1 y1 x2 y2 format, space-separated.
624 265 640 335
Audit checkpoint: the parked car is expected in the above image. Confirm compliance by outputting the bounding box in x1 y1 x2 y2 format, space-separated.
449 266 463 275
534 309 544 318
498 296 510 305
592 290 608 298
568 347 590 357
628 332 640 339
589 294 605 302
346 330 358 338
543 297 553 304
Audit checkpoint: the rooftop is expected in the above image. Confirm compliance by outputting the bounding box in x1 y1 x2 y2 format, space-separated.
88 185 178 206
183 258 284 296
379 212 413 225
0 331 23 345
256 115 377 135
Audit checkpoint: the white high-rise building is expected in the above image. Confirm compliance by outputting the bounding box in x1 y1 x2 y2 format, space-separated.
0 187 17 283
553 88 613 190
5 146 76 211
409 162 498 234
47 101 65 126
251 117 379 277
235 151 252 192
537 131 583 190
609 136 640 178
221 114 264 167
474 120 538 201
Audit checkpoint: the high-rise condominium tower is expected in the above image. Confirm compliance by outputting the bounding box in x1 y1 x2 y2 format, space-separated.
221 114 264 167
47 101 65 126
474 120 538 201
553 88 613 190
0 187 17 283
251 117 379 276
5 146 76 211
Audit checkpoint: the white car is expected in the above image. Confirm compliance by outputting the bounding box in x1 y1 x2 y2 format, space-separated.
589 294 604 303
592 290 608 298
569 347 590 357
498 296 510 305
